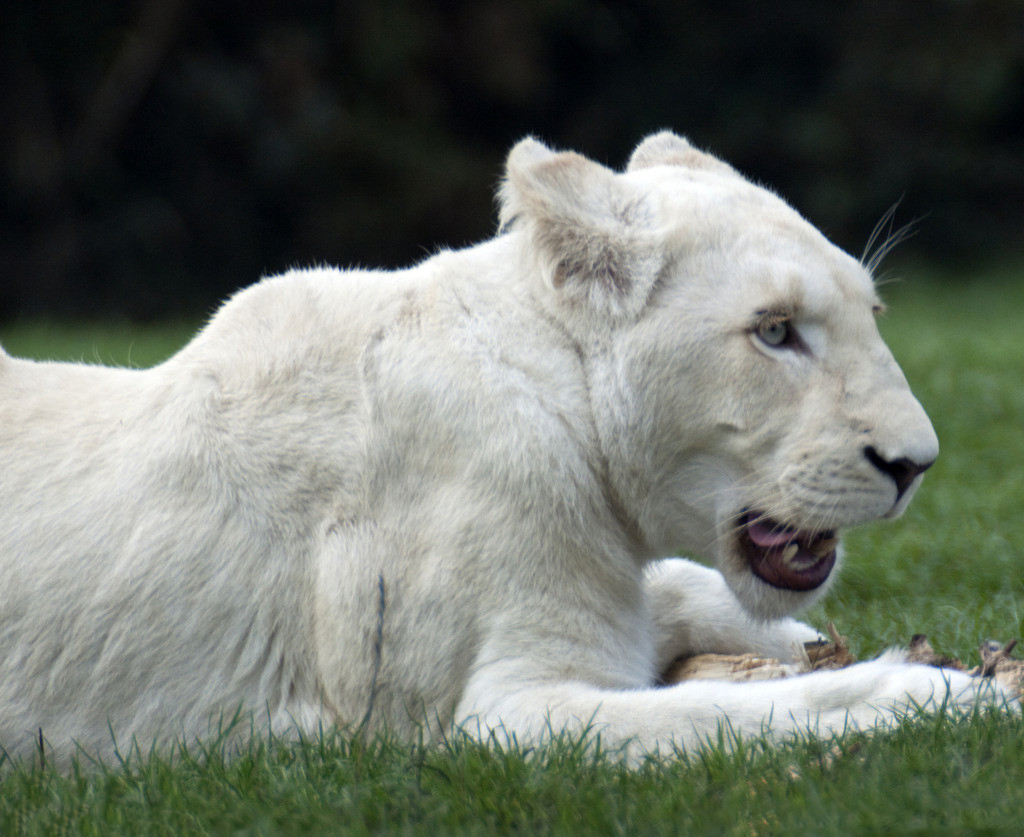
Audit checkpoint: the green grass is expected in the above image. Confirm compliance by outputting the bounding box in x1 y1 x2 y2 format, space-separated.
3 714 1024 835
2 265 1024 834
0 320 200 369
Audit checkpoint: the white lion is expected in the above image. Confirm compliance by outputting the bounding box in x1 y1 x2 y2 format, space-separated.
0 132 1009 765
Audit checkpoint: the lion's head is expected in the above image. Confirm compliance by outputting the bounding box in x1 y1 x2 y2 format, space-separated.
502 131 938 619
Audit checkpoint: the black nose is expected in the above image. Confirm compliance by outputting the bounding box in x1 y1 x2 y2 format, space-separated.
864 446 934 501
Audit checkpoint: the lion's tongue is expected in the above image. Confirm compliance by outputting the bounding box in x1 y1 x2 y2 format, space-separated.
747 518 799 548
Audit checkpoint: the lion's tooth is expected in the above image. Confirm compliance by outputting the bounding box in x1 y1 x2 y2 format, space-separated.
780 542 799 564
814 537 839 557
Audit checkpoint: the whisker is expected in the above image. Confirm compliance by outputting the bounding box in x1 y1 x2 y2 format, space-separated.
861 201 899 267
861 200 922 276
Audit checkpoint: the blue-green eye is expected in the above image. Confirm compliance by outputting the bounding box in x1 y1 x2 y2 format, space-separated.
756 320 791 347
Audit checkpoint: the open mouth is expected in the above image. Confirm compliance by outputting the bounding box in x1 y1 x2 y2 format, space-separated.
738 510 838 591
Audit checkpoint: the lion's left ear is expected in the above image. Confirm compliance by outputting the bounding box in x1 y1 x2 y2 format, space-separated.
499 137 663 319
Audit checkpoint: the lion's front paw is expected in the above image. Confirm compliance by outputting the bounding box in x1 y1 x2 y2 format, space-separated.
809 656 1018 733
754 618 824 662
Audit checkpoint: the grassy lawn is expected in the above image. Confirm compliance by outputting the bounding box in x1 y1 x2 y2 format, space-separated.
0 320 201 369
2 264 1023 834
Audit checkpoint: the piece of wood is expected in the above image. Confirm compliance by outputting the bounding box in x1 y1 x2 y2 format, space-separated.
804 621 858 670
971 639 1023 698
905 633 966 670
661 626 1022 701
661 653 799 684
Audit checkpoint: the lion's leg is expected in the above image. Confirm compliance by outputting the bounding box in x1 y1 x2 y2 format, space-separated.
456 657 1004 761
643 558 821 673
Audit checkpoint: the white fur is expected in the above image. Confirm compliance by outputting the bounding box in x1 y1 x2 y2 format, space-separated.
0 132 1010 764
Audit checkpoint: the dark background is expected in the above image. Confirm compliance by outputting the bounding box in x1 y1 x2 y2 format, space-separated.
2 0 1022 322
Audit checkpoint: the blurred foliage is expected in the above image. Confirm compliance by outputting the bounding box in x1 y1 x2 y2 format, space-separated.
1 0 1022 320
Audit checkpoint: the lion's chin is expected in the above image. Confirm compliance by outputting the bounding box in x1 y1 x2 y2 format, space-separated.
737 511 838 592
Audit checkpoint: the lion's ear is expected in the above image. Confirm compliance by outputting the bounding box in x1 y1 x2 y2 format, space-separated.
499 137 662 319
627 130 738 177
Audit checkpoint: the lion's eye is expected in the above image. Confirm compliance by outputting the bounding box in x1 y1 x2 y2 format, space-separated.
756 320 791 347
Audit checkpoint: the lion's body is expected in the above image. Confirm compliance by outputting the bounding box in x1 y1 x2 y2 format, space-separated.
0 133 1006 763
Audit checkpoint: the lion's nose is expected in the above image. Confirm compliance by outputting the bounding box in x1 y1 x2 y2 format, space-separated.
864 446 934 502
